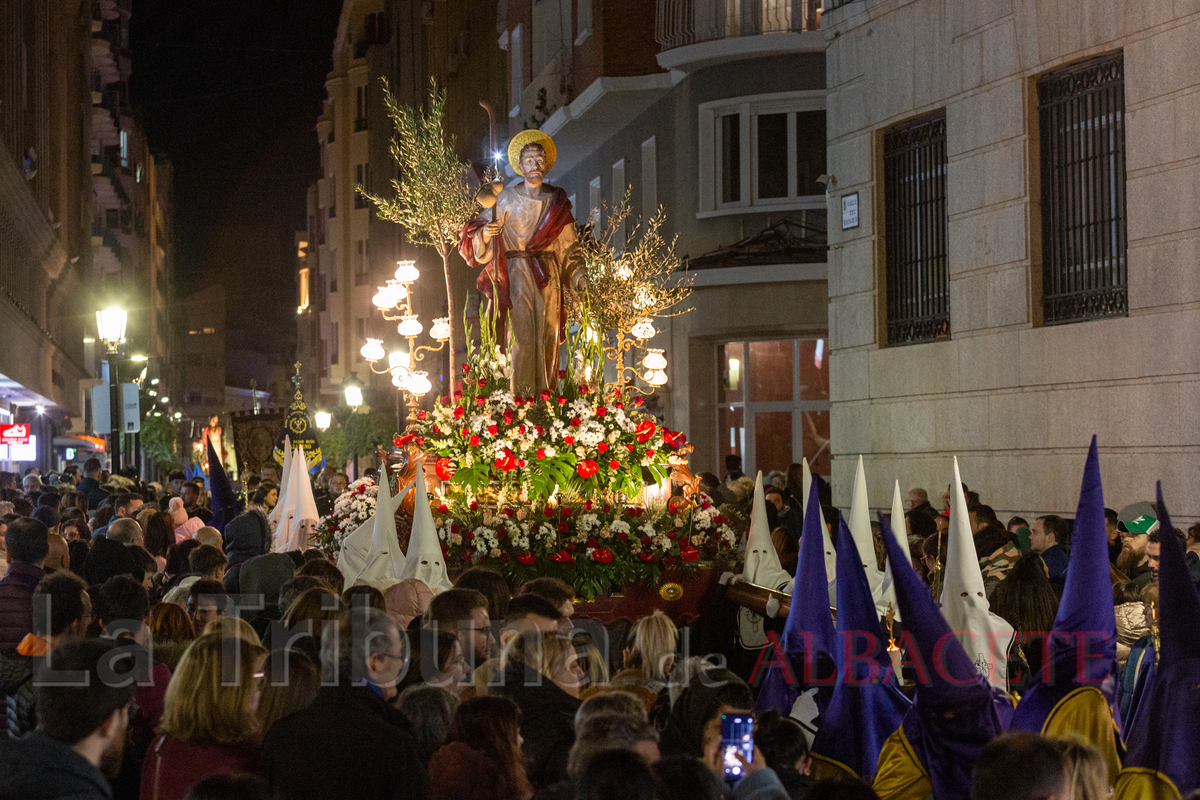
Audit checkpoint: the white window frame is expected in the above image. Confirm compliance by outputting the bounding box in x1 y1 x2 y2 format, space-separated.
698 90 826 218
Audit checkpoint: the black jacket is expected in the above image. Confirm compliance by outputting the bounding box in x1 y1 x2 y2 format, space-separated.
77 477 109 511
0 730 112 799
0 647 35 738
493 660 581 789
259 686 430 800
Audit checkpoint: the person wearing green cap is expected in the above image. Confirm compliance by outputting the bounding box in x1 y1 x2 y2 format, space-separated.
1116 501 1158 588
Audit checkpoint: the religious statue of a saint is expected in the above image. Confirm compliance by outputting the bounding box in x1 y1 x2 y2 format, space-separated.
459 130 585 395
201 415 227 471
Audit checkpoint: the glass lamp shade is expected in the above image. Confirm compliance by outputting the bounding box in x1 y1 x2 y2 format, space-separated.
314 411 332 431
643 369 668 387
344 384 364 408
391 369 411 389
394 260 420 283
388 349 409 371
372 288 394 309
96 306 128 345
407 371 432 397
631 319 656 340
642 348 668 371
360 338 386 362
397 315 423 338
429 317 452 342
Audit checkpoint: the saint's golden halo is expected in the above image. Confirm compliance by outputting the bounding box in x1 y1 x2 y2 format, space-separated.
507 129 557 176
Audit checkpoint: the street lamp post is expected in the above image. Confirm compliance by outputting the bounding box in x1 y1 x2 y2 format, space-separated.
96 306 128 473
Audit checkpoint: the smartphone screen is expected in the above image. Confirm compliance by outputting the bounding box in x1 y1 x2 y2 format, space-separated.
720 713 754 782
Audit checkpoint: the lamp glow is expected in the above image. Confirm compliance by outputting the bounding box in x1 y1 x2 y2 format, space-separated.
391 370 411 389
643 369 668 387
129 354 148 363
394 260 419 283
642 348 667 371
360 338 386 362
631 319 656 340
406 371 432 397
388 350 409 370
397 315 423 338
173 411 182 420
314 410 332 431
344 384 364 409
429 317 452 342
95 306 128 346
372 287 395 309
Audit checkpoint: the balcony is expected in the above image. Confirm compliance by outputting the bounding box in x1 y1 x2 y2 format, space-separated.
656 0 823 72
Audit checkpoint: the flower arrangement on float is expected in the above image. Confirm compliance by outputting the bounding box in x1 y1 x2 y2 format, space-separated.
314 476 377 554
398 319 739 599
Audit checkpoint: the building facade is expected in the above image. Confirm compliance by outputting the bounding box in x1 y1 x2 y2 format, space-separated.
503 0 831 477
824 0 1200 518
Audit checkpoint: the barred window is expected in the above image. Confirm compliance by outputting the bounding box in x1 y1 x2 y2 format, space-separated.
883 111 949 346
1037 53 1127 325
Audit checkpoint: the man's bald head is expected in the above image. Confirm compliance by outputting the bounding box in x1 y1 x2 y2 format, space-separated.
194 527 222 549
107 517 143 546
906 488 929 509
44 533 70 573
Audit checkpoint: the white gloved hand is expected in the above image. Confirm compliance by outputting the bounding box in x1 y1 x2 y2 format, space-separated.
765 596 781 618
719 571 736 585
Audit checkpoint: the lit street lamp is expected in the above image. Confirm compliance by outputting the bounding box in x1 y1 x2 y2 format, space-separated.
314 410 331 431
95 305 128 472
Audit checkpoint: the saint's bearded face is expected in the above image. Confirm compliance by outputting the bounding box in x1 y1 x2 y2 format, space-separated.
520 145 547 187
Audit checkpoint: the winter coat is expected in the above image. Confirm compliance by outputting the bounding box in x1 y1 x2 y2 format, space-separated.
78 477 110 511
0 730 113 799
259 686 430 800
222 511 271 594
139 735 258 800
493 659 581 789
0 646 35 738
428 741 503 800
0 563 44 650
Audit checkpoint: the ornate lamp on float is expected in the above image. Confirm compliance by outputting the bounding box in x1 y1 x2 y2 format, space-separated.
360 259 450 421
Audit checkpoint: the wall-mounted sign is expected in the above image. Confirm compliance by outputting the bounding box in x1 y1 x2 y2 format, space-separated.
0 424 31 446
841 192 860 230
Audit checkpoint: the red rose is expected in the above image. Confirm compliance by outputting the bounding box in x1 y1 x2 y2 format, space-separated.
579 384 590 394
433 424 442 433
438 504 449 513
544 506 555 516
562 508 573 518
503 508 514 519
715 514 726 525
639 553 655 562
519 424 527 434
478 379 487 387
540 390 551 401
515 397 524 407
417 409 427 420
463 553 473 562
635 420 656 443
441 396 451 406
518 459 526 467
641 536 652 546
609 460 620 470
535 425 543 435
570 417 581 428
454 390 463 398
564 436 575 445
504 410 514 423
626 444 635 452
487 424 498 435
416 437 425 447
536 448 546 459
592 548 614 564
584 500 593 510
596 406 607 417
634 396 644 406
566 543 577 552
587 537 598 547
577 460 599 479
475 397 486 406
461 428 470 437
517 552 536 565
617 531 628 542
558 522 570 533
496 529 508 540
451 524 461 534
667 530 677 539
645 449 656 457
597 442 608 453
558 396 567 405
462 363 471 374
454 406 465 419
469 500 479 510
614 402 624 410
603 504 612 512
558 369 567 379
469 435 481 447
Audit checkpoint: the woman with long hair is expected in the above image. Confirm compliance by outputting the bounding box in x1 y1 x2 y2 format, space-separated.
991 551 1061 692
140 633 266 800
281 587 343 663
429 695 533 800
144 512 176 568
621 611 678 691
256 647 321 735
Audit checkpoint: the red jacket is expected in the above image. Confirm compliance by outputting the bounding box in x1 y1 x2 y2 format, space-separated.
139 735 258 800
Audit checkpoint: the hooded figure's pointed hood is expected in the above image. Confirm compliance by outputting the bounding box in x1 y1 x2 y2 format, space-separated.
755 479 838 718
880 513 1008 799
809 515 910 780
802 459 837 606
206 438 239 535
397 461 451 593
880 480 914 621
940 457 1013 689
364 464 406 589
1013 437 1119 731
1120 484 1200 793
741 472 793 592
848 457 887 617
274 446 317 552
269 435 292 526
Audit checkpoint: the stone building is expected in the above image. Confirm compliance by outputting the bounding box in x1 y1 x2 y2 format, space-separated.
824 0 1200 518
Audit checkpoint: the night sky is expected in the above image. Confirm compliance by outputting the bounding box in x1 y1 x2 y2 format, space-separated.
129 1 342 362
